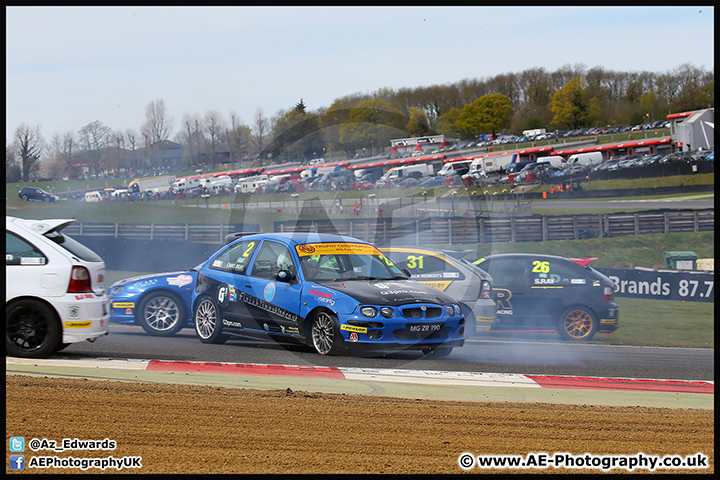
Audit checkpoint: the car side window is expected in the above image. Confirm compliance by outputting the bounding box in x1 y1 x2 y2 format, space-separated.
530 259 591 286
485 259 526 286
389 252 465 281
250 241 296 282
210 239 258 274
6 231 47 265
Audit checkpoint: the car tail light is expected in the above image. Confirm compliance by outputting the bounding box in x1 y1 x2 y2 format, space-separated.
602 286 614 303
68 266 93 293
480 281 492 299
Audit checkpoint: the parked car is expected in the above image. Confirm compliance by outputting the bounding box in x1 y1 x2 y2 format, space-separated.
420 176 447 188
6 216 109 357
382 247 495 336
473 254 619 341
108 270 198 336
192 233 465 356
354 180 374 190
18 186 59 203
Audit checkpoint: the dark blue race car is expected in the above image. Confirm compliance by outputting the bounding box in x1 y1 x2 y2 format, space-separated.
192 233 465 356
108 270 197 336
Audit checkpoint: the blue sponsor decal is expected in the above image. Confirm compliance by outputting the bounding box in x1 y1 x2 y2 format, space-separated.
264 283 276 302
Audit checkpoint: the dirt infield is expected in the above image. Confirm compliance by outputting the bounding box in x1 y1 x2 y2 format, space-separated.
6 375 713 474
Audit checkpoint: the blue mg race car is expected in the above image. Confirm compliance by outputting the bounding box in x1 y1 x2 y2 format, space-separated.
192 233 465 356
108 271 197 336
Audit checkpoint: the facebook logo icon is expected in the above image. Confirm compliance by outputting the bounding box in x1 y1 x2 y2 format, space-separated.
10 436 25 452
10 455 25 470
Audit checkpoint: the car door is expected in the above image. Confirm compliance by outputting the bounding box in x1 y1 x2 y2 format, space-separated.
527 257 600 323
200 239 258 330
241 240 303 336
385 249 466 297
479 256 535 329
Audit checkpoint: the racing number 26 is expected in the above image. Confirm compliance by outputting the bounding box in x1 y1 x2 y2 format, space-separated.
532 260 550 274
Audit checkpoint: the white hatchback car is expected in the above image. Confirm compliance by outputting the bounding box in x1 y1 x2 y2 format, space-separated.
6 216 110 357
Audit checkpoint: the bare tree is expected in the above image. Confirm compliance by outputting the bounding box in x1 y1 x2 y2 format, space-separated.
254 108 269 164
45 132 75 180
202 111 226 171
14 124 45 181
141 98 173 146
125 129 139 174
78 120 112 177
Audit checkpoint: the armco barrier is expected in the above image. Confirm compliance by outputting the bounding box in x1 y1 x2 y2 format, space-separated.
597 268 714 303
73 237 223 272
63 210 712 249
275 209 714 246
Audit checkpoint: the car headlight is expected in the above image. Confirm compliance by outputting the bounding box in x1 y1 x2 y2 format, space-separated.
454 304 462 316
446 305 454 316
361 306 378 318
380 307 394 318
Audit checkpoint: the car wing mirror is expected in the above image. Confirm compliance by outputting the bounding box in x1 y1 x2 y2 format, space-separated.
276 269 294 283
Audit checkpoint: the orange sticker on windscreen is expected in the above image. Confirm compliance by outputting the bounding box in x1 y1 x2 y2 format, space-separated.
296 243 382 257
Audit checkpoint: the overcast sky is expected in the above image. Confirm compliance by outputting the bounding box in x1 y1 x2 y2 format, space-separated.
6 6 715 142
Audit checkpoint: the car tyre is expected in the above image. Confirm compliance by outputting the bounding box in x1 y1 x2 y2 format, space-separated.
6 299 62 358
311 310 342 355
21 195 29 201
193 295 228 344
137 291 186 336
557 306 597 341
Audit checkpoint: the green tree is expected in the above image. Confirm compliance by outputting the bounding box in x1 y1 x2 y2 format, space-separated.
338 98 407 154
455 94 513 137
550 77 589 129
405 107 432 137
269 106 323 163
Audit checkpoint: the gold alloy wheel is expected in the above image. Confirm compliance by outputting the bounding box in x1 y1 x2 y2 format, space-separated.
561 308 595 340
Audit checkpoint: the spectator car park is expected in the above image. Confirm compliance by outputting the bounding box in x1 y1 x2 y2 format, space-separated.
18 186 59 203
473 254 619 341
192 233 465 356
6 216 109 357
382 247 495 336
108 270 198 336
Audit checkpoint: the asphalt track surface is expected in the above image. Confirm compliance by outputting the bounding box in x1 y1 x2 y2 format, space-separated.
7 324 713 409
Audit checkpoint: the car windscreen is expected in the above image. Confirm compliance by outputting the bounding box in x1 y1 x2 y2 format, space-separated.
296 242 406 282
44 231 103 262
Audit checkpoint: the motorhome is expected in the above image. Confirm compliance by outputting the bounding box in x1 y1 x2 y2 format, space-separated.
84 191 105 202
566 151 604 167
172 176 203 192
208 175 233 193
235 174 269 194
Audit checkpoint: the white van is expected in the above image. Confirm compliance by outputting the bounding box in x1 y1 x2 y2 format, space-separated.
84 191 104 202
375 163 433 187
437 159 473 177
536 155 566 168
567 151 604 167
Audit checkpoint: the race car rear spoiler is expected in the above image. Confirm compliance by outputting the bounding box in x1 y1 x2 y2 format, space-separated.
570 257 599 267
